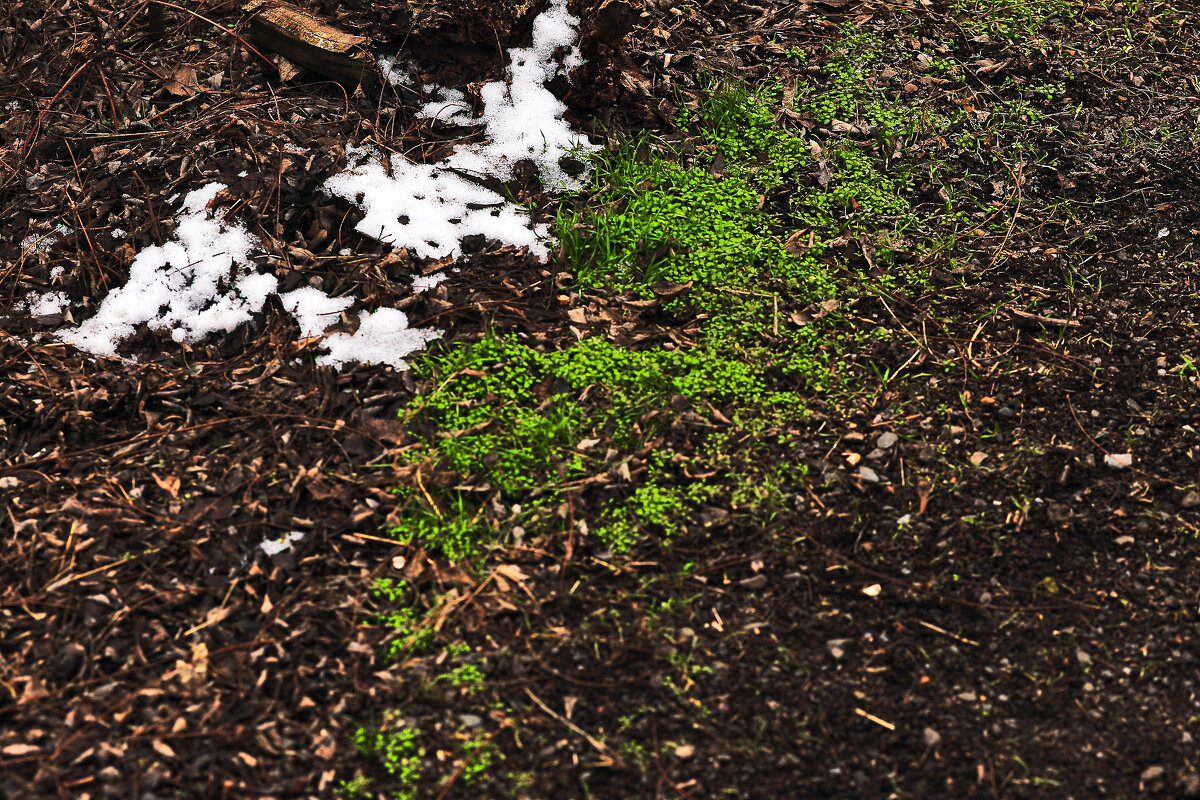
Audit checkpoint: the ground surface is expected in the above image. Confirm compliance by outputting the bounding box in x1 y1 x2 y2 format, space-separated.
3 0 1200 798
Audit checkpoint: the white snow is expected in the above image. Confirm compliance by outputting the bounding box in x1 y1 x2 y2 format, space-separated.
317 307 442 370
379 54 417 89
325 152 548 260
416 88 479 126
260 530 304 555
278 286 354 338
21 225 71 258
39 0 593 371
328 0 598 262
412 272 445 292
58 184 275 359
17 291 69 316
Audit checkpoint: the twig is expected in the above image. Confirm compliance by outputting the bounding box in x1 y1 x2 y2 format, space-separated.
1010 308 1080 328
149 0 274 67
918 620 979 647
524 687 622 763
854 707 895 731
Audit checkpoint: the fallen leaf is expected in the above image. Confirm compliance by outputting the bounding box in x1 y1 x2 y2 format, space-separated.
163 65 200 97
274 54 303 82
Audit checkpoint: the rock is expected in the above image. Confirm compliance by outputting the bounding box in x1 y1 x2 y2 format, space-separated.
875 431 898 449
826 639 852 659
1076 648 1092 667
674 743 695 759
968 451 988 466
458 714 483 728
857 466 880 483
1181 491 1200 509
739 574 768 590
1141 765 1165 783
1114 535 1135 546
922 727 941 748
1104 453 1133 469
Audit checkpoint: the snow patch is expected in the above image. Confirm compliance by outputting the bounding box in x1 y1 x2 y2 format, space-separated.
317 307 442 371
16 291 69 316
333 0 598 260
260 530 304 555
58 184 275 359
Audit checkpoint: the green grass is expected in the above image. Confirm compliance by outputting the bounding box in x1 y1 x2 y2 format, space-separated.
377 68 958 564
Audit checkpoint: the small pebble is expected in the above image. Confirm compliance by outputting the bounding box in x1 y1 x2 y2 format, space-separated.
1104 453 1133 469
876 431 898 449
858 466 880 483
826 639 852 659
739 574 768 590
922 727 941 748
1076 649 1092 667
459 714 483 728
1181 491 1200 509
1141 765 1165 782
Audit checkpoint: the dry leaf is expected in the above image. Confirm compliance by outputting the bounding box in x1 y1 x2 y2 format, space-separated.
1 743 40 756
273 54 303 81
152 473 180 499
151 739 176 758
163 65 200 97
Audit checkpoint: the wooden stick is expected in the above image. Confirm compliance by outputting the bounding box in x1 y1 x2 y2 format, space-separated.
241 0 381 90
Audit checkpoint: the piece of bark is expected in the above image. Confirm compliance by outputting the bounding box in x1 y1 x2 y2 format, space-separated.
242 0 382 90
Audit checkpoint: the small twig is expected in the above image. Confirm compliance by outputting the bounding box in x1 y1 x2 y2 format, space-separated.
149 0 274 67
1010 307 1080 328
918 620 979 647
525 688 623 764
854 707 895 731
43 556 137 593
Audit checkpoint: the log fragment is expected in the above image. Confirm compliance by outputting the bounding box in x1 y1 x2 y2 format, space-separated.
242 0 382 90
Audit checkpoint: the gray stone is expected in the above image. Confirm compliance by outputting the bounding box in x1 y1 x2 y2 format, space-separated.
922 727 941 748
875 431 899 449
739 574 768 590
459 714 483 728
858 466 880 483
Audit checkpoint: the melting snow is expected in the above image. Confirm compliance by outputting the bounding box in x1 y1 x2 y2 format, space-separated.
278 286 354 338
260 530 304 555
16 291 69 316
41 0 592 370
317 307 442 370
58 184 275 359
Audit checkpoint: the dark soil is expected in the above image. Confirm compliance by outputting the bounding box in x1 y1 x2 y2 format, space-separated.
3 0 1200 798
